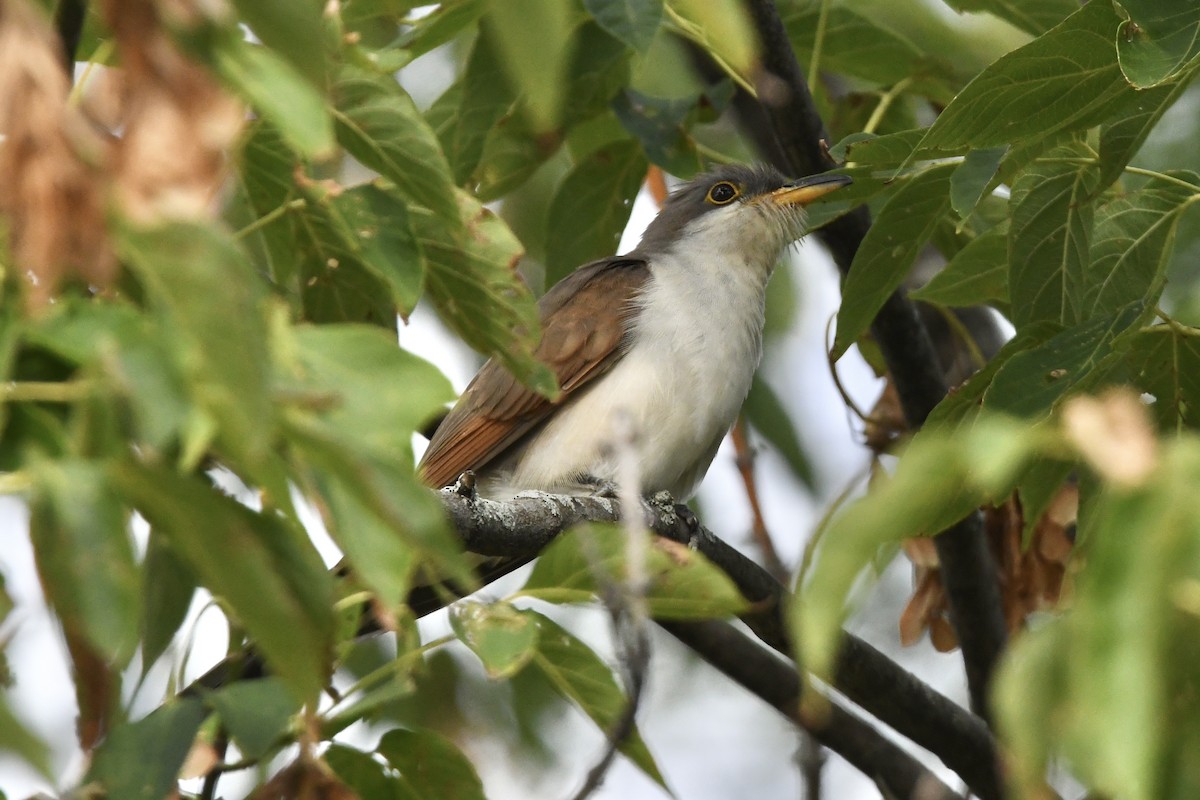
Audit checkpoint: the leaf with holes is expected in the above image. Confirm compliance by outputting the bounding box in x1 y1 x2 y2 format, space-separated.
1115 0 1200 88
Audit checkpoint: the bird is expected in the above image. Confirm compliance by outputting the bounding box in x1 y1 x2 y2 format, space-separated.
418 163 851 503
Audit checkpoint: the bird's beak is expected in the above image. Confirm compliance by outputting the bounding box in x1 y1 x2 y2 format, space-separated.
768 173 853 207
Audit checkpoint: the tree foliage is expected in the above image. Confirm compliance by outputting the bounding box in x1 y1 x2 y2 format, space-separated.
1 0 1200 798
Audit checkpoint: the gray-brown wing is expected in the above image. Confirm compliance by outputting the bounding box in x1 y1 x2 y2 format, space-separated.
418 258 649 489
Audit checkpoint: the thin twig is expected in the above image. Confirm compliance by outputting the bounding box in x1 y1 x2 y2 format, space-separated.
799 728 826 800
730 418 790 583
569 412 652 800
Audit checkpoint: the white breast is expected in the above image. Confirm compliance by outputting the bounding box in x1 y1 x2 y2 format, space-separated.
482 205 782 501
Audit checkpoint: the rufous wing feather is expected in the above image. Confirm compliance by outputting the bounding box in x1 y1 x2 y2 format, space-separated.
418 258 650 489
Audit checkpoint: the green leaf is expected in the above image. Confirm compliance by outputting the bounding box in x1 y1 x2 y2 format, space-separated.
415 189 556 395
230 0 326 86
1082 172 1200 320
911 222 1010 308
141 531 198 672
296 190 398 331
474 116 559 200
0 697 49 777
794 415 1039 681
584 0 662 51
29 460 138 665
1015 458 1075 546
545 140 647 285
1125 326 1200 431
1099 71 1198 188
0 303 19 437
288 324 452 460
485 0 578 132
917 2 1131 153
304 469 420 612
89 698 208 800
833 163 955 359
528 611 669 790
395 0 486 60
782 3 924 86
326 744 420 800
1115 0 1200 88
377 728 486 800
926 321 1061 431
236 121 301 287
612 90 705 177
743 375 815 490
338 182 426 317
521 525 748 620
205 678 299 760
985 303 1145 419
939 0 1078 36
950 146 1007 220
448 31 516 185
450 602 539 679
210 36 334 157
295 181 425 325
111 464 334 701
279 324 470 602
117 221 274 471
333 64 461 225
828 129 927 166
1008 141 1101 327
1025 445 1200 799
667 0 758 78
560 22 634 128
994 623 1069 795
27 303 192 452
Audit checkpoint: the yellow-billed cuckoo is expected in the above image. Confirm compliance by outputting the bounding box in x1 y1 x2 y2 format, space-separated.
419 164 850 502
405 165 851 614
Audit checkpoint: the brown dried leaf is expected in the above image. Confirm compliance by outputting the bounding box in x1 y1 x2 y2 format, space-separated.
1062 389 1158 487
0 0 113 308
98 0 243 223
252 758 360 800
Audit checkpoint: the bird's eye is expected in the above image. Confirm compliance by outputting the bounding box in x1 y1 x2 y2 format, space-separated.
706 181 740 205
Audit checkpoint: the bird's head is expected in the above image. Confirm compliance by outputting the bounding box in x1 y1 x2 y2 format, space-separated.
633 164 851 273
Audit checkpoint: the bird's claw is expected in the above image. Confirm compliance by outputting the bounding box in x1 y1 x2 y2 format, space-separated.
674 503 702 549
581 475 621 499
452 470 478 500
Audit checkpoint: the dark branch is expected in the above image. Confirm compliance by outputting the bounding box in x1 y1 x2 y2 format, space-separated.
54 0 86 81
738 0 1008 719
659 619 964 800
436 491 1003 800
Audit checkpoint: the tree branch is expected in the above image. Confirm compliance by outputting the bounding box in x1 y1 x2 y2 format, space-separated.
659 619 964 800
436 491 1003 800
739 0 1008 719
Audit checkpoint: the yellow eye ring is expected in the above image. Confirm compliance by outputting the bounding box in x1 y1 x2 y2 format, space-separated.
706 181 740 205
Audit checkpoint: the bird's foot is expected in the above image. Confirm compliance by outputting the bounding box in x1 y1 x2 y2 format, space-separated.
646 491 700 549
674 503 702 550
579 474 621 499
451 470 478 500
